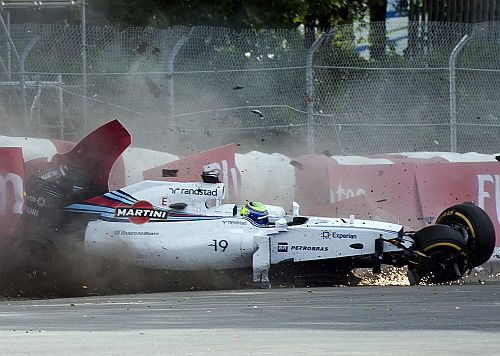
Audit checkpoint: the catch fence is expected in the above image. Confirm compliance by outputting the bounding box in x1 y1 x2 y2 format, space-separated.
0 21 499 155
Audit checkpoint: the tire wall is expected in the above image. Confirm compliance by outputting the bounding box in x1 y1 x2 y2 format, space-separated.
292 152 500 266
1 134 499 264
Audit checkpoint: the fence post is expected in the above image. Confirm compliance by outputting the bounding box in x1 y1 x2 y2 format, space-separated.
0 13 20 68
81 1 87 131
6 11 10 81
57 74 64 139
19 35 38 131
306 31 328 153
449 34 470 153
0 12 25 128
165 28 193 134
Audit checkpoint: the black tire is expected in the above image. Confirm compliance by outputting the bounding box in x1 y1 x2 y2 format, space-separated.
411 224 469 284
436 203 495 267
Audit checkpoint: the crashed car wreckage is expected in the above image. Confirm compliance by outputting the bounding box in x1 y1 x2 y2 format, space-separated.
3 120 496 290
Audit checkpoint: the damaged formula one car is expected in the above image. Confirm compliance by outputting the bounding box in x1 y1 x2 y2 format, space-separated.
2 120 496 292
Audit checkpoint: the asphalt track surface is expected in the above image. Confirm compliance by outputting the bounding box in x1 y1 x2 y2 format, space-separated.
0 283 499 355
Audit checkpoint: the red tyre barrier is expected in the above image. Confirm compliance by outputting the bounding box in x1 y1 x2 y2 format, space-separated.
293 154 500 260
0 147 25 247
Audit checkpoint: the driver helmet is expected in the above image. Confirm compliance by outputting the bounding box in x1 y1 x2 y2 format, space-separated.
241 201 269 225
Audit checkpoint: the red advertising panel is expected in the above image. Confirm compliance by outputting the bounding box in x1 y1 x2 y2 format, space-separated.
416 162 500 246
292 155 333 216
143 144 241 199
327 164 422 227
0 147 25 247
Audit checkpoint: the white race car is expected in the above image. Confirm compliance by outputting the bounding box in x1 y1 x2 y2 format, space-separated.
5 121 496 292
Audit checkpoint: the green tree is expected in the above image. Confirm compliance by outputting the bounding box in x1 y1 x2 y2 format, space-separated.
86 0 368 29
4 0 393 30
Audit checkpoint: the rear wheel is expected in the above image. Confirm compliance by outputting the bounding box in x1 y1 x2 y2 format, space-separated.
436 203 495 267
410 224 468 284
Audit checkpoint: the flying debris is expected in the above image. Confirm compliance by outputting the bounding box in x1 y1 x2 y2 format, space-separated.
136 42 148 54
0 120 495 293
251 109 264 119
